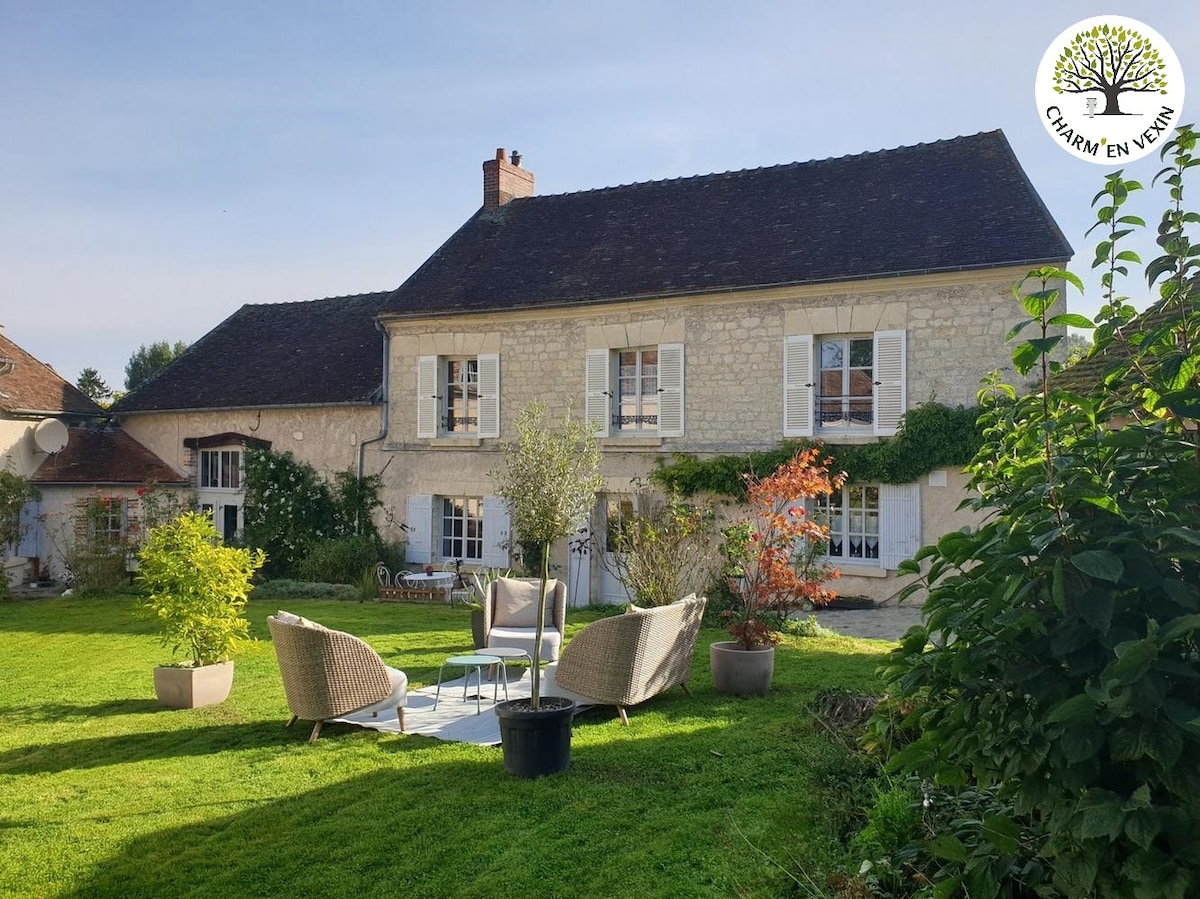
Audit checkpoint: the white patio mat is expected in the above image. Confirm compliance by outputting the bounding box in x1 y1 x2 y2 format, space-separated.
333 669 533 746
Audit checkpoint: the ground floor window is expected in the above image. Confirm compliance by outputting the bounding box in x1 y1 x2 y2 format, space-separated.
441 496 483 561
818 485 880 562
86 497 128 543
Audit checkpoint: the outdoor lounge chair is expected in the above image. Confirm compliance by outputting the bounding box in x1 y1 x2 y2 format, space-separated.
541 594 707 725
483 576 567 662
267 613 408 741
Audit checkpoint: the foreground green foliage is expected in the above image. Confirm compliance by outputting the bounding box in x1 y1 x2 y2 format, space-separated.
879 127 1200 898
0 596 889 898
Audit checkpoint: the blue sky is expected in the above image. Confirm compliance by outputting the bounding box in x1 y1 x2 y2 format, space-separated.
2 1 1196 392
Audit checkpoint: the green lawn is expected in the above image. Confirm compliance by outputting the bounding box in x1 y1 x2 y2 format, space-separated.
0 595 890 899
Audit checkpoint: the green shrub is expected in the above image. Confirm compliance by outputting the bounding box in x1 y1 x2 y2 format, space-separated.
251 579 359 601
137 512 265 665
298 535 382 585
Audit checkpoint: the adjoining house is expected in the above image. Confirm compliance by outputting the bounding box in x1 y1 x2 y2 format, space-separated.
0 327 183 585
114 292 392 542
375 134 1073 604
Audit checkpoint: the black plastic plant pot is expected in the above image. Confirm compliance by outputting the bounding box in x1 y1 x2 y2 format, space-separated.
495 696 576 778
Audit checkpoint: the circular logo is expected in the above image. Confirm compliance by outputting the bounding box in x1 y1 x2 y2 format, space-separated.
1035 16 1185 164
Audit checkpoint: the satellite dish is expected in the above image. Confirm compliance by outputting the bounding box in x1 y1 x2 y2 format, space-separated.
33 418 69 454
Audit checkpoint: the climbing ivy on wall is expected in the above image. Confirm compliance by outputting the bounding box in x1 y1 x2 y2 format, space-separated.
652 401 983 498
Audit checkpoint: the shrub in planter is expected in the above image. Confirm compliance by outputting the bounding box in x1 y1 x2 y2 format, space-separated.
138 512 265 707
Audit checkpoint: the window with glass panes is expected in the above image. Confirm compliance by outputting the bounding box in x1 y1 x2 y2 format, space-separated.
604 496 636 552
819 485 880 562
199 450 241 489
87 497 126 542
615 348 658 431
444 358 479 433
441 496 483 560
818 337 873 427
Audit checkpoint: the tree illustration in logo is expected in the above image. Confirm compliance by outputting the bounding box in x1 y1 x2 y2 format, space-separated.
1052 23 1168 115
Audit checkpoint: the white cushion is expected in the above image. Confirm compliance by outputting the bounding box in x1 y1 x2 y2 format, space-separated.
493 578 557 628
275 610 326 630
488 626 562 662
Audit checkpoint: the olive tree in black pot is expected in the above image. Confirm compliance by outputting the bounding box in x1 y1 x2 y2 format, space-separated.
490 401 603 777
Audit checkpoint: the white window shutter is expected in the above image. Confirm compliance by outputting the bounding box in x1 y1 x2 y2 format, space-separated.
585 349 611 438
657 343 684 438
879 483 921 570
874 330 906 437
783 334 815 437
416 356 439 439
405 494 434 564
477 353 500 438
482 496 511 567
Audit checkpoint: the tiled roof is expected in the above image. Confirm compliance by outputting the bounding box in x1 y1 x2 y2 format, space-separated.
1052 299 1191 393
0 331 104 417
114 292 389 413
31 426 186 485
381 130 1073 317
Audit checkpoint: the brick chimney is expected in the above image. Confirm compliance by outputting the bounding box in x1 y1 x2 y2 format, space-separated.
483 148 534 209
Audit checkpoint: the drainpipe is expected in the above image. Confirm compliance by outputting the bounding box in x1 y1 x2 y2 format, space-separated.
355 318 390 534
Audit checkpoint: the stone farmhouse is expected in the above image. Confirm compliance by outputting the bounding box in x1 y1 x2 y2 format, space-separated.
118 131 1072 604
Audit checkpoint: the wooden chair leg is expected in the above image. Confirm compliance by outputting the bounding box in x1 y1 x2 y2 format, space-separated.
286 715 298 728
308 720 323 742
679 682 692 696
617 706 630 726
397 706 406 732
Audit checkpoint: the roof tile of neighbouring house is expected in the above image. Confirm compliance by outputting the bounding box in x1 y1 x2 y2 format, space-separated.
1050 298 1193 393
381 130 1073 317
113 292 390 412
31 426 187 485
0 332 104 417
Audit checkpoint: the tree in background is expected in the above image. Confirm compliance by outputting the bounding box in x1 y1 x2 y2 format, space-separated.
124 340 189 392
75 367 112 403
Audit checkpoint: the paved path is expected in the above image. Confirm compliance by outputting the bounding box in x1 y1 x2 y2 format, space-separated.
809 600 925 642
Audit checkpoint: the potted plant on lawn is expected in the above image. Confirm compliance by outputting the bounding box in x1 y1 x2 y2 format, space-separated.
490 401 603 777
138 511 266 709
711 447 842 696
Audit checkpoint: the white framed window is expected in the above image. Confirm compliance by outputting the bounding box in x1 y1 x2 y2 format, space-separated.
812 482 921 571
417 354 499 439
199 449 241 489
818 336 874 429
445 359 479 434
405 494 510 567
586 343 684 438
88 497 128 542
784 330 905 438
616 348 658 433
441 496 484 561
819 485 880 561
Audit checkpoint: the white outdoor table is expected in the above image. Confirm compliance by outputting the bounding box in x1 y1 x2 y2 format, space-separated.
401 571 455 602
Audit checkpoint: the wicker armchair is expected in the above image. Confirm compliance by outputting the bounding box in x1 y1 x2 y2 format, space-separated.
483 577 568 662
267 615 408 742
542 594 706 725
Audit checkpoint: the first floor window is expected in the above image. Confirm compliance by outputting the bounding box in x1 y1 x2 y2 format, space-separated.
445 358 479 433
441 496 483 561
818 336 874 428
818 485 880 562
200 449 241 489
615 348 658 432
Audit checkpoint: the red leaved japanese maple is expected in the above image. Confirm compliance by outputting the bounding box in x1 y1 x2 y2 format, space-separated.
724 447 844 648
